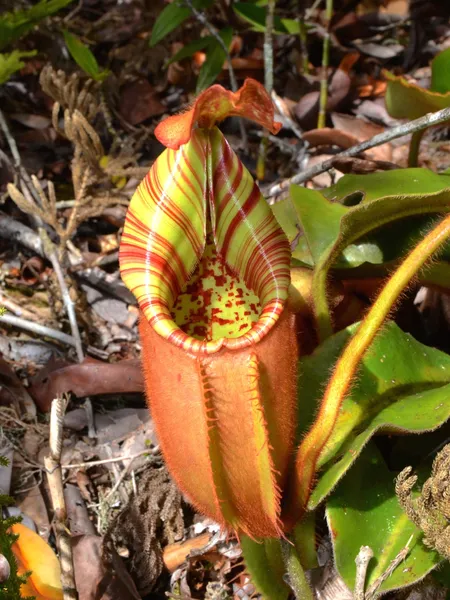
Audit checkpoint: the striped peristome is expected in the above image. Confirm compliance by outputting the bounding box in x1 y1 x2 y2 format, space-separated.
119 126 290 354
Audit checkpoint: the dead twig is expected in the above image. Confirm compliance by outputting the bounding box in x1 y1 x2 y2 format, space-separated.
365 535 413 600
62 448 158 470
44 395 78 600
354 545 373 600
267 105 450 198
0 313 76 347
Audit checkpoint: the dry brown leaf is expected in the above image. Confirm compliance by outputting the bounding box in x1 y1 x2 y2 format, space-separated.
295 53 359 130
29 358 144 411
73 535 141 600
0 356 36 417
331 112 393 161
303 128 359 149
119 80 165 125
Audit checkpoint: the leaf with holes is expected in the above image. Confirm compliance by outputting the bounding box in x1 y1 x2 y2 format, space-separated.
290 181 450 338
324 168 450 205
294 321 450 510
327 442 442 596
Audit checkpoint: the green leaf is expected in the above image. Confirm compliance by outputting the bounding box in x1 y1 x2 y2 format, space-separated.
431 47 450 94
295 321 450 510
290 182 450 338
278 170 450 273
271 196 301 245
241 536 290 600
196 27 232 93
327 442 442 595
233 2 302 35
288 187 347 264
385 63 450 120
0 50 36 85
324 168 450 205
0 0 74 51
150 0 213 47
63 30 109 81
167 36 214 64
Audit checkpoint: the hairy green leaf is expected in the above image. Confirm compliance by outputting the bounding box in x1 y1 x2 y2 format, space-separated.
290 181 450 338
324 169 450 205
295 321 450 510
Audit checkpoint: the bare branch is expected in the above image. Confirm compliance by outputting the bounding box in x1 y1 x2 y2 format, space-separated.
267 105 450 198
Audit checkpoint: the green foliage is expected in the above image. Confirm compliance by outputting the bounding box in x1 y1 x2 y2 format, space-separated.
63 30 110 82
385 47 450 120
196 27 232 93
149 0 213 47
0 50 37 85
281 170 450 338
167 36 214 64
0 458 33 600
0 0 74 51
240 536 290 600
296 321 450 510
0 0 74 86
327 442 442 596
233 2 303 35
288 170 450 270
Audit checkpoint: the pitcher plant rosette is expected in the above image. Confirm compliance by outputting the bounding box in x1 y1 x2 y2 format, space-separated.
119 79 300 538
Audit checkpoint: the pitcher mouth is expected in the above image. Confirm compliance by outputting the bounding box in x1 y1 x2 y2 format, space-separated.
120 126 290 355
163 238 287 353
146 223 288 355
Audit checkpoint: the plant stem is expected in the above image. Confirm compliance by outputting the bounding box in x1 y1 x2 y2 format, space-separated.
408 129 424 167
256 0 276 181
293 513 318 570
281 540 314 600
267 104 450 197
290 212 450 516
297 0 309 74
317 0 333 128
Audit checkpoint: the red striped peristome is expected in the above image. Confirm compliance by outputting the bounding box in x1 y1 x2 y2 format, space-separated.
119 79 300 539
119 127 291 354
